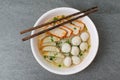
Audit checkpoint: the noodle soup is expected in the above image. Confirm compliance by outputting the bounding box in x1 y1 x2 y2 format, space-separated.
38 15 90 68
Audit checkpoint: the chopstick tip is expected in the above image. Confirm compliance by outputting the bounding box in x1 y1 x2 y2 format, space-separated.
22 38 26 41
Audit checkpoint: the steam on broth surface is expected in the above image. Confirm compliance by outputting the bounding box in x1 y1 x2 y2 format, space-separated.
38 15 90 68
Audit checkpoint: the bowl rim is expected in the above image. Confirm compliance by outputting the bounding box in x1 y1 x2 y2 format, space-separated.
30 7 99 75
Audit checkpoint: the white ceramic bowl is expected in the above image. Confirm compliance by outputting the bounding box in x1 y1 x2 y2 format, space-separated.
31 7 99 75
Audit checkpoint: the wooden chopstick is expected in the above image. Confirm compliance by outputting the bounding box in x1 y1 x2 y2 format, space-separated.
22 6 98 41
20 6 98 34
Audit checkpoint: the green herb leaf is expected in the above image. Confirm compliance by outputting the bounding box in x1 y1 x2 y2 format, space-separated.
53 17 58 21
80 53 83 56
79 52 83 56
49 56 55 60
65 39 71 44
84 26 88 30
58 64 62 67
56 41 62 47
50 57 53 60
51 39 54 42
74 27 77 30
88 45 91 48
61 15 65 18
44 55 47 58
50 36 54 42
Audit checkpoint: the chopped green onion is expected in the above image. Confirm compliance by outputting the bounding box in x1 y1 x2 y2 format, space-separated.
44 55 47 58
53 17 58 21
58 64 62 67
50 36 54 42
49 56 55 60
65 39 71 44
56 41 62 47
88 45 91 48
50 57 53 60
84 26 88 30
80 53 83 56
79 52 83 56
61 15 65 18
51 39 54 42
74 27 77 30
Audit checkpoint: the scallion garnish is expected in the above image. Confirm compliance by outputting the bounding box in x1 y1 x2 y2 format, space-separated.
50 36 54 42
49 56 55 60
88 45 91 48
61 15 65 18
58 64 62 67
79 52 83 56
74 27 77 30
56 41 62 47
44 55 47 58
53 17 58 21
65 39 71 44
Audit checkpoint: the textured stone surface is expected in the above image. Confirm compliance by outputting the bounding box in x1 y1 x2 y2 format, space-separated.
0 0 120 80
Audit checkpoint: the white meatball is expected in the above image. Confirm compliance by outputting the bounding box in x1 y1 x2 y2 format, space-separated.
61 43 71 53
80 32 89 41
71 36 81 45
71 46 80 56
72 56 81 65
79 42 88 51
63 57 72 67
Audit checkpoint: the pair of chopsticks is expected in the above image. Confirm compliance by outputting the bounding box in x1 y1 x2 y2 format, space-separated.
20 6 98 41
